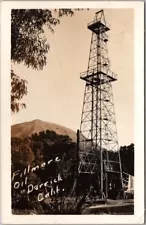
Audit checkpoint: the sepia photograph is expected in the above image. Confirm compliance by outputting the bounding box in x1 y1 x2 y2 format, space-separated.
1 1 144 224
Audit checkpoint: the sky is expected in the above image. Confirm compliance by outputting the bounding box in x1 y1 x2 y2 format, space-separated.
11 9 134 146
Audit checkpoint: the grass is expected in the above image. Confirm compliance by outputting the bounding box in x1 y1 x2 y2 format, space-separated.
12 196 134 215
12 195 86 215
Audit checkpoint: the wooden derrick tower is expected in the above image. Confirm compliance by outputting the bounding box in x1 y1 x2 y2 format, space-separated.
77 10 124 198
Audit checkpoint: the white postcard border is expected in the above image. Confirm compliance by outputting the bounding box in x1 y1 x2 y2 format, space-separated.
1 1 144 224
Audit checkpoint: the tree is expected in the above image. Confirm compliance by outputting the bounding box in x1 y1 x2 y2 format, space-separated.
120 143 134 176
11 137 34 168
11 69 28 113
11 9 82 113
11 131 78 213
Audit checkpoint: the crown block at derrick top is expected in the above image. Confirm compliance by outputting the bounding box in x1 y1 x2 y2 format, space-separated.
88 10 110 34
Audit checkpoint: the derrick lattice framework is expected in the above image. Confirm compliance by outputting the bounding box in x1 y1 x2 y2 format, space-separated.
78 10 124 197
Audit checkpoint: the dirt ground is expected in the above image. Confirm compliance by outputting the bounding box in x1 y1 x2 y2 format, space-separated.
83 199 134 215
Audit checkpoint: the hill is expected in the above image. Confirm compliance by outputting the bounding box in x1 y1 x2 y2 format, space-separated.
11 119 77 142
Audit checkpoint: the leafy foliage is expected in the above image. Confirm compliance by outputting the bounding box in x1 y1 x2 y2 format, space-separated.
120 143 134 176
11 128 134 214
11 137 34 168
11 69 28 113
11 130 77 212
11 9 78 113
11 9 78 69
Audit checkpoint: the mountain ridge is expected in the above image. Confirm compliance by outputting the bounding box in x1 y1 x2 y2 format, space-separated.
11 119 77 142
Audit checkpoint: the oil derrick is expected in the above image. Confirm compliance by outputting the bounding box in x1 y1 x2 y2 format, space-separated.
77 10 124 199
